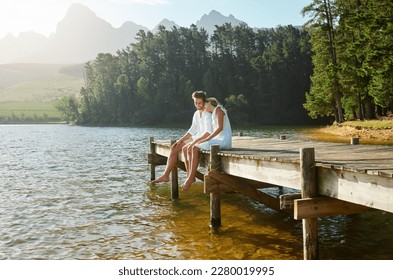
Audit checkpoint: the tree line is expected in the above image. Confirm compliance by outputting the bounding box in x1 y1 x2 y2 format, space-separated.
303 0 393 122
57 23 314 126
57 0 392 126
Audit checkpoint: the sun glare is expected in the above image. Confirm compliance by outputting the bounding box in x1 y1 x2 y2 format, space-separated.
0 0 72 38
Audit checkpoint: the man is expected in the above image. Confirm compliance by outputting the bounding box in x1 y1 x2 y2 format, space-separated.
152 91 212 184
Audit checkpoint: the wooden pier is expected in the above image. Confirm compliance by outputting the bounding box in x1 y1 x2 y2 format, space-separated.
147 136 393 259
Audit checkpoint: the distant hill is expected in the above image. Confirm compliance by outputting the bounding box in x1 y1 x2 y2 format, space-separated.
0 3 249 64
0 74 84 103
0 63 85 122
0 63 84 89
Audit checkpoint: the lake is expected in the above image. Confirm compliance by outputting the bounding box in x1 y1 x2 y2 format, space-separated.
1 124 392 260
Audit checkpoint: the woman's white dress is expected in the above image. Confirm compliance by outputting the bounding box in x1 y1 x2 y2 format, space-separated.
197 105 232 150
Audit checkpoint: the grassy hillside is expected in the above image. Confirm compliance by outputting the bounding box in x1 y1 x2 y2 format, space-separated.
0 64 84 123
0 63 84 88
0 75 84 102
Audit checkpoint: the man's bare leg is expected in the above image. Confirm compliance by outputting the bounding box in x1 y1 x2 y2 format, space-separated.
152 142 185 183
182 144 190 177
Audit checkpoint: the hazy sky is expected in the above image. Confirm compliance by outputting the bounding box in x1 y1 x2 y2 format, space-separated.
0 0 311 39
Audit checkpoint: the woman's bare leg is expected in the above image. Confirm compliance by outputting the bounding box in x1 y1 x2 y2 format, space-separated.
182 146 199 191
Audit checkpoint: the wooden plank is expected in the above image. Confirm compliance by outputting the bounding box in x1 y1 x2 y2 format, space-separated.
317 167 393 212
221 157 301 190
294 197 370 220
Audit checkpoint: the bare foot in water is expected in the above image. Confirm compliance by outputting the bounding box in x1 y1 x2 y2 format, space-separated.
151 176 170 184
181 178 195 191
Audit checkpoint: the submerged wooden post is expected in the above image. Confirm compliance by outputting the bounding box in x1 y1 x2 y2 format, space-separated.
171 140 179 200
149 137 156 181
300 147 319 260
210 145 221 228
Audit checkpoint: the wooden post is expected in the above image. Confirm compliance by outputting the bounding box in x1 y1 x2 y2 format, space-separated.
300 147 319 260
210 144 221 228
170 140 179 200
149 137 156 181
350 137 359 145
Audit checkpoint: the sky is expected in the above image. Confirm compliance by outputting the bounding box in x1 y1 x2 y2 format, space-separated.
0 0 312 39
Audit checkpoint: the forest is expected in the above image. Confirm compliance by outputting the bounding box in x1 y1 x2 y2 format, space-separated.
57 0 393 126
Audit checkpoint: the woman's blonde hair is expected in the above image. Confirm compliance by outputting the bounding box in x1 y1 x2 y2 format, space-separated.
206 97 219 107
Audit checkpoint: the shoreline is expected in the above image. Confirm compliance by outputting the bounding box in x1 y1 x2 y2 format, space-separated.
304 122 393 145
2 120 392 145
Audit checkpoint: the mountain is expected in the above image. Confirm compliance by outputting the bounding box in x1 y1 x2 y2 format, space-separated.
196 10 246 34
0 3 148 64
152 19 180 33
152 11 245 34
0 4 248 64
0 32 48 64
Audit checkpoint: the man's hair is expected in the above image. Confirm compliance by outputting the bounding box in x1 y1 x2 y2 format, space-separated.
192 91 207 102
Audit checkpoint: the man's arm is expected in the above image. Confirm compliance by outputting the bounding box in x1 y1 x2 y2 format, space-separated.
187 112 212 147
173 132 192 147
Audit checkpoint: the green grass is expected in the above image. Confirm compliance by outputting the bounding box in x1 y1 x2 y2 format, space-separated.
0 101 62 123
0 74 84 103
0 101 60 117
0 73 84 123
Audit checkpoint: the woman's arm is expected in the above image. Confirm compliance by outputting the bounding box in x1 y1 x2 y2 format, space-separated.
202 107 224 142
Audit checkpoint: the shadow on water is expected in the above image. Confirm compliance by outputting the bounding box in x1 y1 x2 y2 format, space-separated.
146 182 304 260
146 181 393 260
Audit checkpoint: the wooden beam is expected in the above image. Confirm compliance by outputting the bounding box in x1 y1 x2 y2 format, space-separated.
280 193 302 210
294 197 370 220
147 153 167 165
204 175 233 192
207 170 279 190
206 170 289 214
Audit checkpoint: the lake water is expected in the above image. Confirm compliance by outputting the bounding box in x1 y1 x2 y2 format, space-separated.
1 124 392 260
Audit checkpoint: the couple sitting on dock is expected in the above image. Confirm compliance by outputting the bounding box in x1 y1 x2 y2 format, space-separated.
152 90 232 191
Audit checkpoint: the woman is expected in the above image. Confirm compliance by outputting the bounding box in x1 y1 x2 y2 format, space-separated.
182 97 232 191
